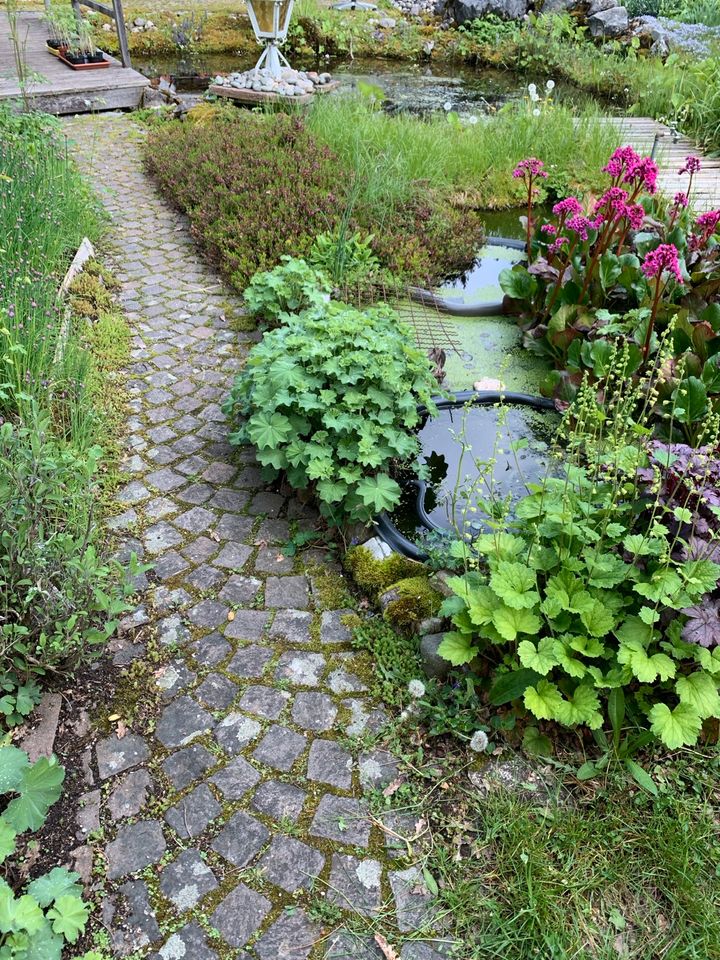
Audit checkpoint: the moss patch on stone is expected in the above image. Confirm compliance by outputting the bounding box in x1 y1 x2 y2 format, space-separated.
344 546 422 599
380 575 443 632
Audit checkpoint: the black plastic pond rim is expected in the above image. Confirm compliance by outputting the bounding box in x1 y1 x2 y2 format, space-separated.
375 390 556 563
409 236 526 318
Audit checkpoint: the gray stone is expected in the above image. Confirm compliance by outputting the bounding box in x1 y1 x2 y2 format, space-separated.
174 506 216 533
195 673 238 710
270 609 313 644
159 850 218 912
587 0 616 13
292 692 338 732
156 614 191 647
164 783 222 838
210 883 271 949
191 632 231 667
211 811 269 867
253 908 320 959
238 684 290 720
219 575 262 605
146 467 185 492
252 779 306 822
76 790 101 837
276 651 326 687
265 575 309 609
214 712 262 754
327 668 367 694
359 749 400 793
211 755 261 799
151 922 218 960
381 811 422 858
144 521 183 554
216 512 253 542
390 866 436 932
257 835 325 892
310 794 371 847
106 820 167 879
588 6 628 36
188 599 229 629
162 743 216 790
255 546 294 573
154 551 189 580
225 610 270 641
400 942 454 959
113 880 161 954
152 587 191 615
307 740 353 790
419 633 452 680
155 696 214 748
252 724 307 771
325 931 384 959
155 661 195 699
344 698 387 737
108 770 152 821
186 565 224 591
327 854 382 917
249 491 284 516
215 542 253 570
227 645 273 679
321 610 353 644
182 536 219 563
452 0 528 23
96 733 150 780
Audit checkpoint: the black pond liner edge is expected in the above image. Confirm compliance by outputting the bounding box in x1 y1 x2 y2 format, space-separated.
408 236 526 318
375 389 556 562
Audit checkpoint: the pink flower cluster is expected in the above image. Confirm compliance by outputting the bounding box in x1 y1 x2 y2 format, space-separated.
602 146 658 194
673 191 689 209
603 146 640 180
552 197 583 218
641 244 684 284
566 214 601 241
512 158 548 179
696 209 720 235
679 155 701 176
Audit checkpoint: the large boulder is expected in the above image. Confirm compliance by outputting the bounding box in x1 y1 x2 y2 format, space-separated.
540 0 576 11
587 0 616 14
452 0 529 23
587 5 628 36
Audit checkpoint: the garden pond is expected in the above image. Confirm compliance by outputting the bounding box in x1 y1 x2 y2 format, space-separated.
135 54 609 114
380 394 560 557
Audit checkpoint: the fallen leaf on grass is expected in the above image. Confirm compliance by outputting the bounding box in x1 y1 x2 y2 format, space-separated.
374 933 399 960
227 611 235 622
382 776 405 798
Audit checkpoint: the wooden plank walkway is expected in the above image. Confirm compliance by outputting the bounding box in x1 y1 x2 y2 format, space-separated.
0 11 148 115
606 116 720 212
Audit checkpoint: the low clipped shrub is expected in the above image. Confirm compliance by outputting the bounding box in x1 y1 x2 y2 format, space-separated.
223 301 438 524
145 109 482 289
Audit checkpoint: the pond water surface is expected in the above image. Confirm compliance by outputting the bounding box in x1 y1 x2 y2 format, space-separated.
390 401 560 540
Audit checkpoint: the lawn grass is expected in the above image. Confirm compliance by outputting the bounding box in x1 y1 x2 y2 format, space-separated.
425 752 720 959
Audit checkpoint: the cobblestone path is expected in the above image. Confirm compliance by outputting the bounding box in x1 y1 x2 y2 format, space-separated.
64 114 443 960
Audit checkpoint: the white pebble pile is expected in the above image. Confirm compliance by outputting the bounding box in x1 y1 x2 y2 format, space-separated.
213 67 333 98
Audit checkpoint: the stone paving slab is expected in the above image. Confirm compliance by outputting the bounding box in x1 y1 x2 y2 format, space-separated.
64 113 442 959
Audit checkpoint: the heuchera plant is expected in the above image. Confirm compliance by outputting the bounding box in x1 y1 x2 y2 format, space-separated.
500 149 720 437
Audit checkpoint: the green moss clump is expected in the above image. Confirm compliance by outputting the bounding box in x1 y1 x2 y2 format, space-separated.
352 618 423 705
381 575 443 631
345 546 423 599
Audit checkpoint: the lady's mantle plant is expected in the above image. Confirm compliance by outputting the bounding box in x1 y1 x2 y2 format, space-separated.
223 299 438 524
0 745 90 958
439 366 720 750
500 149 720 434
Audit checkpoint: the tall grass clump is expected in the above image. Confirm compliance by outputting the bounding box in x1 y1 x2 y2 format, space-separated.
307 96 621 210
0 108 130 728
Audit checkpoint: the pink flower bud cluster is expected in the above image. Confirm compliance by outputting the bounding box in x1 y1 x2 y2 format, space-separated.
512 158 548 179
641 243 684 284
679 155 701 176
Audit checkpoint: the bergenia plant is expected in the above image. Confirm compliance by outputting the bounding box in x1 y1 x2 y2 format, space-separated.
500 146 720 434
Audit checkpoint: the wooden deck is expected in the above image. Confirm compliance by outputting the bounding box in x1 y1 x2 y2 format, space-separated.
0 11 148 114
606 116 720 212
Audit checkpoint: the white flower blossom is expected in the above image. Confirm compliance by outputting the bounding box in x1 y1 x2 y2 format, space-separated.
468 114 478 125
408 679 426 699
527 83 537 94
533 108 541 117
530 91 540 103
443 100 452 112
469 730 489 753
546 79 555 91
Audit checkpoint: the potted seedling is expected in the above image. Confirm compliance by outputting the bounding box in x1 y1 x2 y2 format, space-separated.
58 16 109 69
45 3 76 56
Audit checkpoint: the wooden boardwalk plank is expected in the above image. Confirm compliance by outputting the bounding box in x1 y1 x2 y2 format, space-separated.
0 11 148 114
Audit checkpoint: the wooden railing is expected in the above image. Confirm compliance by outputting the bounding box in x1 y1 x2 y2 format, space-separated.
70 0 132 67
